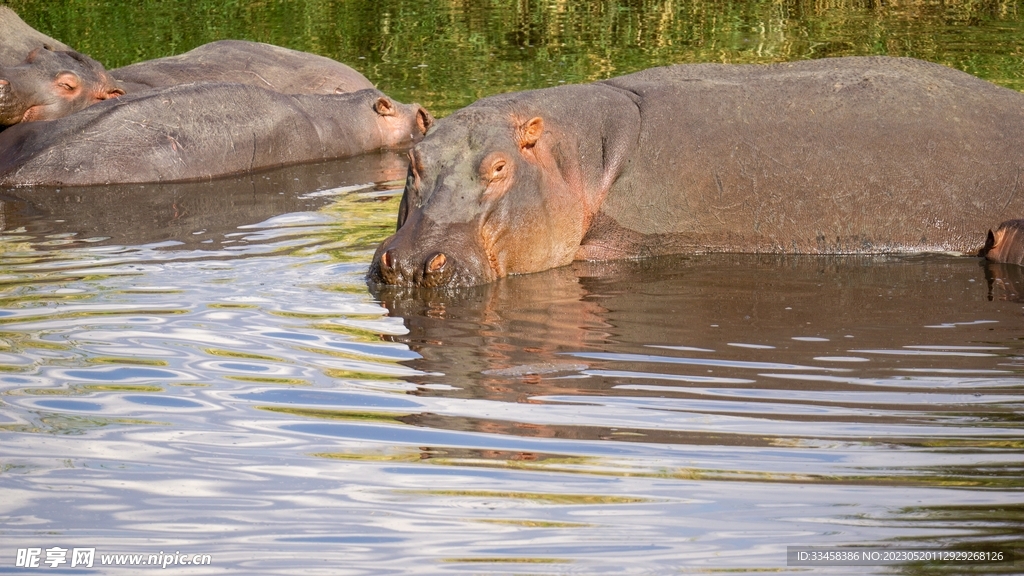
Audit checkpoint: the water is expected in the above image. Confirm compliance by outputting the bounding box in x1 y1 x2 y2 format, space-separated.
3 0 1024 573
2 158 1022 573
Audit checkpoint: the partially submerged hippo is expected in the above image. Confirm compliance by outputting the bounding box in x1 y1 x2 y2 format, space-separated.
980 220 1024 266
111 40 375 95
0 84 431 185
369 56 1024 288
1 46 124 128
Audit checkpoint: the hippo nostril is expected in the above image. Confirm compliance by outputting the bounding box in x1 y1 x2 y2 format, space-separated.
426 252 447 275
381 249 396 271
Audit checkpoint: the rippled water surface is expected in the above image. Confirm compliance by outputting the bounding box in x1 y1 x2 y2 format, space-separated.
2 155 1022 574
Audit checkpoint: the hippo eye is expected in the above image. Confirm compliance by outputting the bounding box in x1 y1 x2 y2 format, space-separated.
55 73 80 93
490 160 507 181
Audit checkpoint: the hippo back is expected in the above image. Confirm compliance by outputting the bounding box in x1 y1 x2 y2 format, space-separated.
111 40 375 95
588 56 1024 257
0 83 428 185
0 7 72 66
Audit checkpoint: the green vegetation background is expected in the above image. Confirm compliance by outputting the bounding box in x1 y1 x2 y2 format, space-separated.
4 0 1023 115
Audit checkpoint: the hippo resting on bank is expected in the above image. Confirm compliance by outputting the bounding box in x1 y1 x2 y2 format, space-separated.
0 84 431 185
369 56 1024 288
111 40 375 95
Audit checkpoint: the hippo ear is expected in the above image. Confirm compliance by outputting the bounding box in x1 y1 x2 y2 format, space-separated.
374 97 395 116
416 107 433 135
516 117 544 151
979 230 996 257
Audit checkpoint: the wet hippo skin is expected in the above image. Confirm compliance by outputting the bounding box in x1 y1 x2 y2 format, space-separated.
369 56 1024 288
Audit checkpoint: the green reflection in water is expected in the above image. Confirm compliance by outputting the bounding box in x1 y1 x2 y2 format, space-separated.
16 384 163 395
317 192 404 262
0 308 188 327
0 331 70 352
8 1 1022 117
88 357 169 366
81 384 163 392
226 376 310 385
311 323 395 342
323 369 410 382
257 405 408 422
204 348 284 362
314 447 1024 488
0 414 167 434
891 504 1023 575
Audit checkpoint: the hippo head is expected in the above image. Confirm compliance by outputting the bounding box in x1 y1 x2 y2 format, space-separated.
368 99 599 289
0 46 124 128
370 93 433 149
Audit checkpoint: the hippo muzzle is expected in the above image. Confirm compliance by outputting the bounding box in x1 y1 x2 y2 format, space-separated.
368 215 496 289
0 77 24 126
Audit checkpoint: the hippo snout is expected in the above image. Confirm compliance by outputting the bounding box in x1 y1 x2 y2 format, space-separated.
0 79 19 124
372 247 456 288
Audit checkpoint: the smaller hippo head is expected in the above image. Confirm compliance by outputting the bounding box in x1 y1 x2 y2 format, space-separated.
0 45 124 128
370 93 433 148
980 219 1024 266
369 94 605 289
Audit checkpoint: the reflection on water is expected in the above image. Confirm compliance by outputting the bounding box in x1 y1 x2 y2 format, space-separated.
0 151 408 251
1 156 1021 571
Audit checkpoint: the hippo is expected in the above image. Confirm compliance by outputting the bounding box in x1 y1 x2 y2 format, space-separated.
0 84 431 185
0 7 71 66
1 7 122 128
369 56 1024 288
1 45 124 129
111 40 375 95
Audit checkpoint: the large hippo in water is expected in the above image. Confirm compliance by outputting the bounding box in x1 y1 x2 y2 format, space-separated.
0 84 431 185
369 56 1024 288
111 40 375 95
